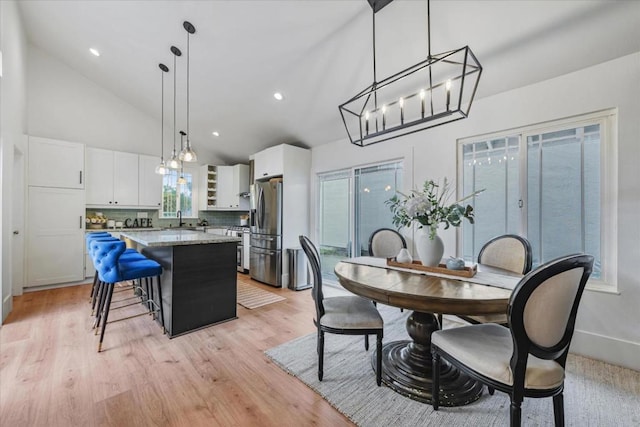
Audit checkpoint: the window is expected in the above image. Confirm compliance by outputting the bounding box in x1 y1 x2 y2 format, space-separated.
161 168 197 218
317 161 403 281
459 110 617 289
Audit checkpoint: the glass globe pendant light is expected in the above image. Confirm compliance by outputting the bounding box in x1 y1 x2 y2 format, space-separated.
167 46 182 169
155 63 169 175
177 162 187 185
179 21 197 162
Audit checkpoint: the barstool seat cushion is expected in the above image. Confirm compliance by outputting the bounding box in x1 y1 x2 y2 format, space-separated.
119 260 162 282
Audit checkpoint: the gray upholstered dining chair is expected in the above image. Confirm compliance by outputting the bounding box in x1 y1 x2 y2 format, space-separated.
458 234 532 325
368 228 407 259
369 228 408 313
431 253 594 427
299 235 384 386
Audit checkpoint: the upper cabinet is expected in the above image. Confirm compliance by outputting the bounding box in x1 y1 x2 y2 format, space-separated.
138 155 162 208
199 164 249 210
218 164 250 209
28 136 85 188
253 145 284 180
86 147 139 207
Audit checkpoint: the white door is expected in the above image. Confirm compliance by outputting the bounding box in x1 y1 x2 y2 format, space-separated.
85 147 115 205
27 187 85 287
138 154 162 208
12 145 26 296
28 136 84 189
113 151 139 206
216 165 235 208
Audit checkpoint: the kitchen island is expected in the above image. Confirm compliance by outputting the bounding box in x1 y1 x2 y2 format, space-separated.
120 230 241 338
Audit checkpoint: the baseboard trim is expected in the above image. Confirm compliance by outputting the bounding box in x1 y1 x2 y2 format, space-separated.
23 279 91 293
2 294 12 322
570 329 640 371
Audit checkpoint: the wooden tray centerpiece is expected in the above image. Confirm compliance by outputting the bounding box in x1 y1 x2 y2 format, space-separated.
386 258 477 278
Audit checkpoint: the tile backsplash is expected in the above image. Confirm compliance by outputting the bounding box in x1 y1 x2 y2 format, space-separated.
86 209 249 229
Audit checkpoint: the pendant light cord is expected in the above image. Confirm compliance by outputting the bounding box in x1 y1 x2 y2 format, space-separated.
186 30 190 146
173 52 177 154
427 0 431 59
161 69 164 160
372 9 378 113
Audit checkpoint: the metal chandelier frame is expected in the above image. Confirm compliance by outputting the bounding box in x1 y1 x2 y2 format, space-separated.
339 0 483 147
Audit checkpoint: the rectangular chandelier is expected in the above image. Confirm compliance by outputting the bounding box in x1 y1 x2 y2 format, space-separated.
339 1 482 147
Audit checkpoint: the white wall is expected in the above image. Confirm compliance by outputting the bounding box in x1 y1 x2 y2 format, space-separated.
0 0 28 322
27 44 161 156
311 52 640 370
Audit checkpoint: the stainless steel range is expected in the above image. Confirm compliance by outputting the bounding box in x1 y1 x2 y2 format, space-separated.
226 226 250 273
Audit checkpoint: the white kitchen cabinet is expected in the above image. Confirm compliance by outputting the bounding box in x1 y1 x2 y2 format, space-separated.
86 147 139 207
200 164 249 210
27 186 85 287
28 136 84 189
138 154 163 208
253 145 284 180
216 166 234 208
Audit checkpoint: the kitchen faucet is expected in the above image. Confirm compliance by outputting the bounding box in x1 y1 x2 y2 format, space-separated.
177 210 186 227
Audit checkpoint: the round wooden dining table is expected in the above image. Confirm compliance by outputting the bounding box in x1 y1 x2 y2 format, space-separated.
334 260 518 407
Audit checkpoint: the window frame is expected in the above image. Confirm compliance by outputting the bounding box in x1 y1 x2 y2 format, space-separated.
160 165 200 219
457 109 618 293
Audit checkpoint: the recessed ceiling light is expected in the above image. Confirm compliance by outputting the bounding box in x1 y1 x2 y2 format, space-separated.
273 92 284 101
89 48 100 57
212 131 220 137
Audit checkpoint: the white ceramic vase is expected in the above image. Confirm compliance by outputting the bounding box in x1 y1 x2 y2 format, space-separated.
396 248 413 264
416 229 444 267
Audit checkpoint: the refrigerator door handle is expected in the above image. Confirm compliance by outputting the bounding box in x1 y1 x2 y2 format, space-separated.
258 187 265 230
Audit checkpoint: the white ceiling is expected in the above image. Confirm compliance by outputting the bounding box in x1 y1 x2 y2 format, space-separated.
17 0 640 164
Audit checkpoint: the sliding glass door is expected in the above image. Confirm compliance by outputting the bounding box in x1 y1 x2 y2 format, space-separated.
318 161 403 281
318 171 352 280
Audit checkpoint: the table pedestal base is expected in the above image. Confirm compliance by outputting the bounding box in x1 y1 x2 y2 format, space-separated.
372 311 483 406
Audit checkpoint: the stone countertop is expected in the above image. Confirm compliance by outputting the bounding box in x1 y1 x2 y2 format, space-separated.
120 230 241 247
86 228 162 233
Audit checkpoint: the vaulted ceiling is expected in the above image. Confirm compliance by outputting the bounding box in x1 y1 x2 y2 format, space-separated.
17 0 640 164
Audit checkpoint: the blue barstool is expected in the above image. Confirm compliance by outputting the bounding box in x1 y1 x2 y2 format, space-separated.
86 233 146 312
92 240 164 352
89 237 161 327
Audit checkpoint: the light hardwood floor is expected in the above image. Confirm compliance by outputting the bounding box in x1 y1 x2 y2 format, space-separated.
0 274 354 427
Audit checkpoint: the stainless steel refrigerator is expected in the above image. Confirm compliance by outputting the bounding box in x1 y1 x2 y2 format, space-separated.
250 179 282 287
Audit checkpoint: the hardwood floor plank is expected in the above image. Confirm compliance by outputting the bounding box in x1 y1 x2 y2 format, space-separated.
0 276 353 427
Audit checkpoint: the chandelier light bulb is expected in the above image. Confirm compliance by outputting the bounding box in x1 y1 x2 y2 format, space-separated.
381 105 387 129
445 79 452 111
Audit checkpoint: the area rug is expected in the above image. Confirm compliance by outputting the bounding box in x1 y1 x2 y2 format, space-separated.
237 282 285 309
265 304 640 426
